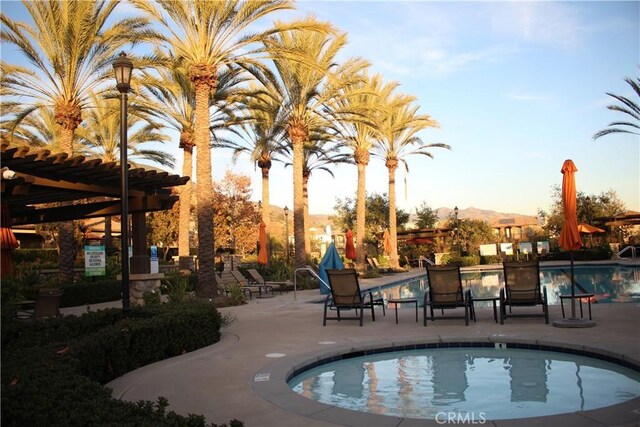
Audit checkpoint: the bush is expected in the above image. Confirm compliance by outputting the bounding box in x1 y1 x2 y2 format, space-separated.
1 302 240 426
12 249 58 267
60 279 122 307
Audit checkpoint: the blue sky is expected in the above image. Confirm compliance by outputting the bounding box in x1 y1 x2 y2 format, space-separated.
2 1 639 217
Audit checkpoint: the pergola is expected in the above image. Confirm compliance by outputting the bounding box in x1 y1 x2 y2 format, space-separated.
1 143 188 274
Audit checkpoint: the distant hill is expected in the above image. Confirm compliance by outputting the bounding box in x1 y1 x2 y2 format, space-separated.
435 207 538 223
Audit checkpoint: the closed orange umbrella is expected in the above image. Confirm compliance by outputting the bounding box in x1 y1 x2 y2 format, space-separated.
257 221 268 265
382 229 392 255
0 202 19 278
559 160 583 252
345 229 356 261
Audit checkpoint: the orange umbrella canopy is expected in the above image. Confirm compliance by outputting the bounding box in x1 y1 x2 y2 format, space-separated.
578 223 605 234
345 229 356 260
382 229 392 255
257 221 268 265
559 160 583 251
0 202 19 278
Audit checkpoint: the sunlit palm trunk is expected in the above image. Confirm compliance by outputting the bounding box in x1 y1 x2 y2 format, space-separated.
303 171 311 257
260 162 271 262
387 160 399 269
57 124 77 283
355 157 368 271
178 139 193 269
291 135 307 267
193 77 217 297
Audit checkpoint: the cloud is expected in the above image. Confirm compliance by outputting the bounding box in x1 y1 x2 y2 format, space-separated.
487 2 585 49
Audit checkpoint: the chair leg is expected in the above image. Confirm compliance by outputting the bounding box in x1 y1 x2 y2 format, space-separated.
323 301 328 326
499 289 505 325
423 304 428 326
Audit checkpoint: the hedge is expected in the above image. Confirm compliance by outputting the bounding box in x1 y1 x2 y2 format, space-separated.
1 302 242 427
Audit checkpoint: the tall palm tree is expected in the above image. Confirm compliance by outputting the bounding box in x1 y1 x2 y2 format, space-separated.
261 18 368 267
1 0 155 282
333 73 399 270
593 76 640 140
216 82 288 240
132 0 304 296
373 96 447 269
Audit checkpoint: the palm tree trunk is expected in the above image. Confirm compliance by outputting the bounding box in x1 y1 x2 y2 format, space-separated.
355 158 368 271
104 217 112 250
192 76 217 297
57 125 76 283
261 165 271 231
387 161 399 269
292 137 307 267
303 171 311 257
178 142 193 270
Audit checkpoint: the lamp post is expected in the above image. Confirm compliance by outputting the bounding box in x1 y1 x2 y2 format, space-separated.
284 205 289 263
454 206 460 255
113 52 133 311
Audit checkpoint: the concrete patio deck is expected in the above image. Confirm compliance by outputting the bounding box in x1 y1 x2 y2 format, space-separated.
64 267 640 427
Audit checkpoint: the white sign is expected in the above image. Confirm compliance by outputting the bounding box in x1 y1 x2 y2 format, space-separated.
479 244 497 256
85 245 105 276
500 243 514 256
519 242 533 254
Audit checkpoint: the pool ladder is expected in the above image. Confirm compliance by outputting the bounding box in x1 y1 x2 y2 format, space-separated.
617 246 637 261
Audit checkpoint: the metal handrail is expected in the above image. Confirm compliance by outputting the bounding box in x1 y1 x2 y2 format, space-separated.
293 266 329 301
418 256 435 269
617 245 637 260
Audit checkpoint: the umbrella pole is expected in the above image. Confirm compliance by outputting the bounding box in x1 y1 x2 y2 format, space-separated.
570 250 576 319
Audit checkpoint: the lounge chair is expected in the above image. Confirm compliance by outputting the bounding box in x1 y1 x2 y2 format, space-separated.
369 257 394 273
500 260 549 324
218 270 254 300
424 264 473 326
230 269 274 298
246 269 290 294
324 268 385 327
16 288 63 320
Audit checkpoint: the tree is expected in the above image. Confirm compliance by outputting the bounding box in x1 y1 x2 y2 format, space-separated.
540 186 626 240
260 17 368 267
332 73 399 270
443 217 495 255
415 202 438 229
212 171 261 256
132 0 299 296
330 193 409 255
593 76 640 140
373 94 448 269
1 0 155 282
146 195 180 261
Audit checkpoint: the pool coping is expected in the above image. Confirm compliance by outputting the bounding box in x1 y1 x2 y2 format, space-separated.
253 336 640 427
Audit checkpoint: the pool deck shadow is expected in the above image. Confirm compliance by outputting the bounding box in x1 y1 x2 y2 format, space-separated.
95 266 640 427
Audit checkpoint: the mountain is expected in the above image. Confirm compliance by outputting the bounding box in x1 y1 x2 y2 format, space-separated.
435 207 537 222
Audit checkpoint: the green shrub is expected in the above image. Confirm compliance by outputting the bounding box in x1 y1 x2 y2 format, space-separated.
12 249 58 266
480 255 502 265
162 275 190 303
1 302 238 426
60 279 122 307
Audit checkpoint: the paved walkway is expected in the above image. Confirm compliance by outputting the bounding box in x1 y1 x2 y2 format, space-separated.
85 266 640 427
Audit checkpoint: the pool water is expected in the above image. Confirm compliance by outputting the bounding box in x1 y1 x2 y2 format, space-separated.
375 265 640 306
288 347 640 420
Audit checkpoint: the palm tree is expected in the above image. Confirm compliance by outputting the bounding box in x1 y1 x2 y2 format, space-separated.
216 81 288 242
373 96 448 269
261 18 368 267
1 0 155 282
333 73 399 270
132 0 304 296
593 76 640 140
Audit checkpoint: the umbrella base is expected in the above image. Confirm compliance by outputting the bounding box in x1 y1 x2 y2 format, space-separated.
553 318 596 328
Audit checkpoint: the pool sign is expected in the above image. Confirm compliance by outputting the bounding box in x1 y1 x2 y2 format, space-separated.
150 245 159 273
85 245 106 276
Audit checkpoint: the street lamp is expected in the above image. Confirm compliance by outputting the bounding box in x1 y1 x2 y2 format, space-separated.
284 205 289 263
113 52 133 311
454 206 460 255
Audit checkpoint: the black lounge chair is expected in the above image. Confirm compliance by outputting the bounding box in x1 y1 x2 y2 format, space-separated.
500 260 549 324
424 264 473 326
324 268 385 327
230 270 274 298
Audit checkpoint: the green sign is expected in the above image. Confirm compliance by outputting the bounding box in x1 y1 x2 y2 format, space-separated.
85 245 106 276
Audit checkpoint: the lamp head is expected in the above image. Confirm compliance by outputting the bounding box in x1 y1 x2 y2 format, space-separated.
284 205 289 217
113 52 133 93
454 206 459 216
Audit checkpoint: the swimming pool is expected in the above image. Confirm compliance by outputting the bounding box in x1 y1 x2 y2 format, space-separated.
288 344 640 420
372 265 640 306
